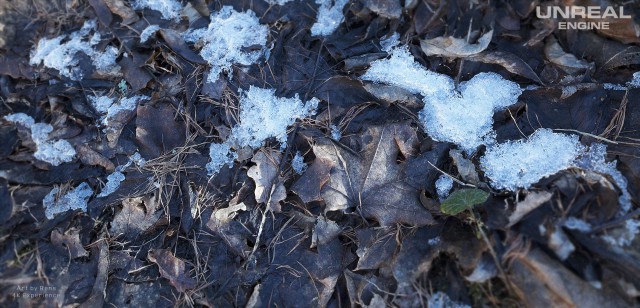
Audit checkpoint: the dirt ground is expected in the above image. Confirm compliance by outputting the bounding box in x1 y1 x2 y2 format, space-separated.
1 0 640 307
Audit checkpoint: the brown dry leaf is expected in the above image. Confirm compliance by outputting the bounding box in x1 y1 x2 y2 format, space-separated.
50 228 89 259
135 102 186 158
544 37 594 74
247 150 286 212
75 144 115 171
295 123 435 227
110 194 161 239
102 0 139 24
148 249 196 293
449 149 480 185
508 248 628 307
507 191 553 227
469 51 543 84
420 30 493 58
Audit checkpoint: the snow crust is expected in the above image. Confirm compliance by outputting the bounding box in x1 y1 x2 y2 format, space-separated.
43 182 93 219
88 95 149 126
30 20 120 80
435 175 453 200
292 151 307 174
361 46 521 151
4 113 76 166
311 0 349 37
140 25 161 43
195 7 269 83
131 0 183 21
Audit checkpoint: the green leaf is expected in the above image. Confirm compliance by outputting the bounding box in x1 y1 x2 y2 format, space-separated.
440 188 489 215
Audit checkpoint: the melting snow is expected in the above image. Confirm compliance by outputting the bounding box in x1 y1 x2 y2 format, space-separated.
140 25 161 43
206 143 237 175
97 153 146 198
428 292 470 308
89 95 149 126
292 151 307 174
194 7 268 83
361 46 521 151
311 0 349 37
4 113 76 166
480 129 584 191
30 20 120 80
131 0 183 21
227 86 319 149
43 182 93 219
435 175 454 200
330 124 341 140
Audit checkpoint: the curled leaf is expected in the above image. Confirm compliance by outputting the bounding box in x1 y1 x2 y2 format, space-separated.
420 30 493 58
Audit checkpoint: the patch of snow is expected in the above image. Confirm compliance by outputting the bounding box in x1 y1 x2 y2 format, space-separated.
627 72 640 88
427 236 441 246
182 28 206 43
549 228 575 260
420 72 522 151
43 182 93 219
602 219 640 247
427 292 470 308
435 175 453 200
292 151 307 174
266 0 296 5
330 124 341 140
30 20 120 80
140 25 161 43
575 143 632 213
480 129 584 191
604 83 626 90
206 143 237 175
380 32 400 52
197 6 269 83
311 0 349 36
131 0 183 21
227 86 319 149
563 217 592 232
4 113 76 166
98 171 125 197
89 95 149 126
525 85 540 91
361 46 454 96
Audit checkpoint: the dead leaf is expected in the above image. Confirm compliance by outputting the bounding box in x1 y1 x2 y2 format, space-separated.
75 144 115 171
355 228 397 270
118 52 152 92
507 191 553 227
110 194 161 239
102 0 139 24
544 37 594 74
363 83 421 108
135 102 186 159
363 0 402 19
51 228 89 259
247 150 286 212
508 248 627 308
469 51 543 84
213 202 246 224
104 105 136 148
80 240 109 308
420 30 493 58
148 249 196 293
291 157 332 203
158 29 206 64
296 123 435 226
449 149 480 185
311 217 341 248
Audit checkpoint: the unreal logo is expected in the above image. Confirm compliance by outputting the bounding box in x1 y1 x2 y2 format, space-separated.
536 5 632 29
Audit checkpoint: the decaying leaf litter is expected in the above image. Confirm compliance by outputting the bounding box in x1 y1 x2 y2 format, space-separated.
0 0 639 306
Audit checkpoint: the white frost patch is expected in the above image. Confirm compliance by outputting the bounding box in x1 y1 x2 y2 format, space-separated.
30 20 120 80
361 46 454 96
563 217 592 232
131 0 183 21
311 0 349 36
206 143 237 175
330 124 341 140
195 6 268 83
267 0 296 5
628 72 640 88
140 25 161 43
4 113 76 166
43 182 93 219
292 151 307 175
227 86 319 149
89 95 149 126
420 72 522 151
380 32 400 52
428 292 470 308
480 129 584 191
604 83 626 90
435 175 453 200
97 152 146 198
